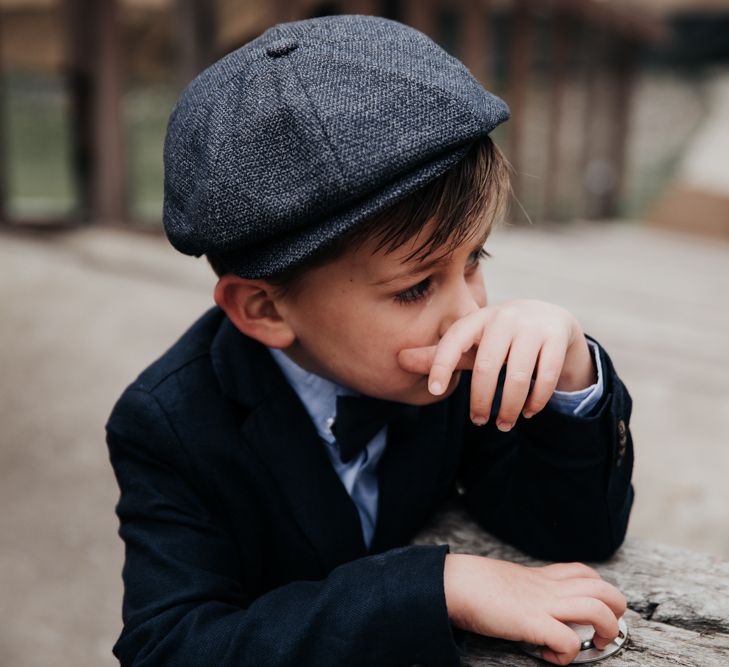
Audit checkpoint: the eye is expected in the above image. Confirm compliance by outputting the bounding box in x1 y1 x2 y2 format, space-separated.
393 277 433 305
467 247 492 267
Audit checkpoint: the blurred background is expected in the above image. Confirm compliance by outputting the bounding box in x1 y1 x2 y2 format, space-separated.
1 1 728 665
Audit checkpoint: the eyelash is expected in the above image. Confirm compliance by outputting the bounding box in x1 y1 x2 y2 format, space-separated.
393 247 492 305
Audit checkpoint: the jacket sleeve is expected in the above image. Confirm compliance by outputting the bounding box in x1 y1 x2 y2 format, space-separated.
106 387 461 667
454 334 634 562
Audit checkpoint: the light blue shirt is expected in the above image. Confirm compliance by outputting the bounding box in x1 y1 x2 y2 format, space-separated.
268 337 604 549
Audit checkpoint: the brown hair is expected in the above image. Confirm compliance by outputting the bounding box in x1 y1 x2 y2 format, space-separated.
207 135 512 298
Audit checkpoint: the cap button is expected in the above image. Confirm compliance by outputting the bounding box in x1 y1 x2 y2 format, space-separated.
265 38 299 58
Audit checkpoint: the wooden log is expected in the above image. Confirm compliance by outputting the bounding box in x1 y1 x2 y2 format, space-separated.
412 501 729 666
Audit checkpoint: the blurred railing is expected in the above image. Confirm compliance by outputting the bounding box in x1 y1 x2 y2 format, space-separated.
0 0 670 230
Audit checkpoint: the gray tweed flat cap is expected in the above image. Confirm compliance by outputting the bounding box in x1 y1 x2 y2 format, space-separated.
163 14 510 279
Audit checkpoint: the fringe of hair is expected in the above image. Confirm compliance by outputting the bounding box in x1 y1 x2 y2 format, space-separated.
208 135 512 296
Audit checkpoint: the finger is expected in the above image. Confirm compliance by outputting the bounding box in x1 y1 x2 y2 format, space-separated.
397 345 476 376
537 562 602 581
552 597 620 646
469 327 512 423
538 617 581 666
428 312 485 395
494 334 541 428
521 335 568 419
555 578 627 620
592 634 614 651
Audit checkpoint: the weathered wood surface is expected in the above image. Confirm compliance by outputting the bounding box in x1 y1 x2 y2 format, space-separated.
412 502 729 666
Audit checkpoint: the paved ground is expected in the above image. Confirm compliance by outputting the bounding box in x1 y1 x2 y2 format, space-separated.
1 220 728 666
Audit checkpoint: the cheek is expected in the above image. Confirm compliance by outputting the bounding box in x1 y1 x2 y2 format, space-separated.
339 302 428 370
391 302 443 351
327 299 404 365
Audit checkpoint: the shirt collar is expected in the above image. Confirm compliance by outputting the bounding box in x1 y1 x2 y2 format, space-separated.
267 347 358 444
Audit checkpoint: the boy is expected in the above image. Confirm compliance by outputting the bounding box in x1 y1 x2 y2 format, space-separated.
106 14 634 667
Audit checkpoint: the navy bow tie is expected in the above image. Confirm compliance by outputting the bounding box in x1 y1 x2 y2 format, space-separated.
331 394 409 464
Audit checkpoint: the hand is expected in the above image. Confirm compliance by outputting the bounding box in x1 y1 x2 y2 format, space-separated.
397 299 597 429
444 554 627 665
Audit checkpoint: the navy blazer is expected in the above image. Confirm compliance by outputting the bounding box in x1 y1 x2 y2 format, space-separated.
106 306 634 666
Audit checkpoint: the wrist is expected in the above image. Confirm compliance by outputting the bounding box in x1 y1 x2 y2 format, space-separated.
443 553 473 629
443 554 462 624
556 327 596 391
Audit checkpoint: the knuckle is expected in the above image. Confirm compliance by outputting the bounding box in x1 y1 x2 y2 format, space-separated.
562 650 579 666
594 579 614 597
431 361 452 373
543 322 566 339
507 368 532 383
498 306 519 322
586 597 607 616
573 562 600 578
593 580 622 610
474 358 499 373
541 369 561 385
556 642 580 665
471 389 491 406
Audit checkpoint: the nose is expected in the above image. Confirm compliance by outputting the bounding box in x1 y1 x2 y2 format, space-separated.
438 277 481 338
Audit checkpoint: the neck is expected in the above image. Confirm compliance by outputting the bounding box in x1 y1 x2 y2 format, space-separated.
276 340 346 388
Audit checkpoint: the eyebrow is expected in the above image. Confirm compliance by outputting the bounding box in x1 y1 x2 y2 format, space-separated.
370 231 491 286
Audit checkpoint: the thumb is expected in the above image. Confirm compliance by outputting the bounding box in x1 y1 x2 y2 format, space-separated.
397 345 477 375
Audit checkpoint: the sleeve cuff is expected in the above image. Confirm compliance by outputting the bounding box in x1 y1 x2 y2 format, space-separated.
518 334 615 464
547 337 605 417
381 543 461 666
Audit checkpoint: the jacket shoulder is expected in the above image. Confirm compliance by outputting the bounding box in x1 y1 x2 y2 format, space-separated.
131 305 225 393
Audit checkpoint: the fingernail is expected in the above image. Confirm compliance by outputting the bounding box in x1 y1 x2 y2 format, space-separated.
497 421 512 432
430 381 443 395
522 410 534 419
471 414 487 426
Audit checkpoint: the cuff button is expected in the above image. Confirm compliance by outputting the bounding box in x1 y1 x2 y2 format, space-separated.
617 418 627 441
617 419 628 465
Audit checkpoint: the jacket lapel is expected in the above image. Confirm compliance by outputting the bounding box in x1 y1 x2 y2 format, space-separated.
210 312 367 571
369 398 453 553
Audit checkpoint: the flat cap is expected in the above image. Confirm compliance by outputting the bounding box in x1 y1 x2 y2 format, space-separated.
163 14 510 278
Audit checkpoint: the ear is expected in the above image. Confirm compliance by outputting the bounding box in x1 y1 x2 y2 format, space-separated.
213 274 296 348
